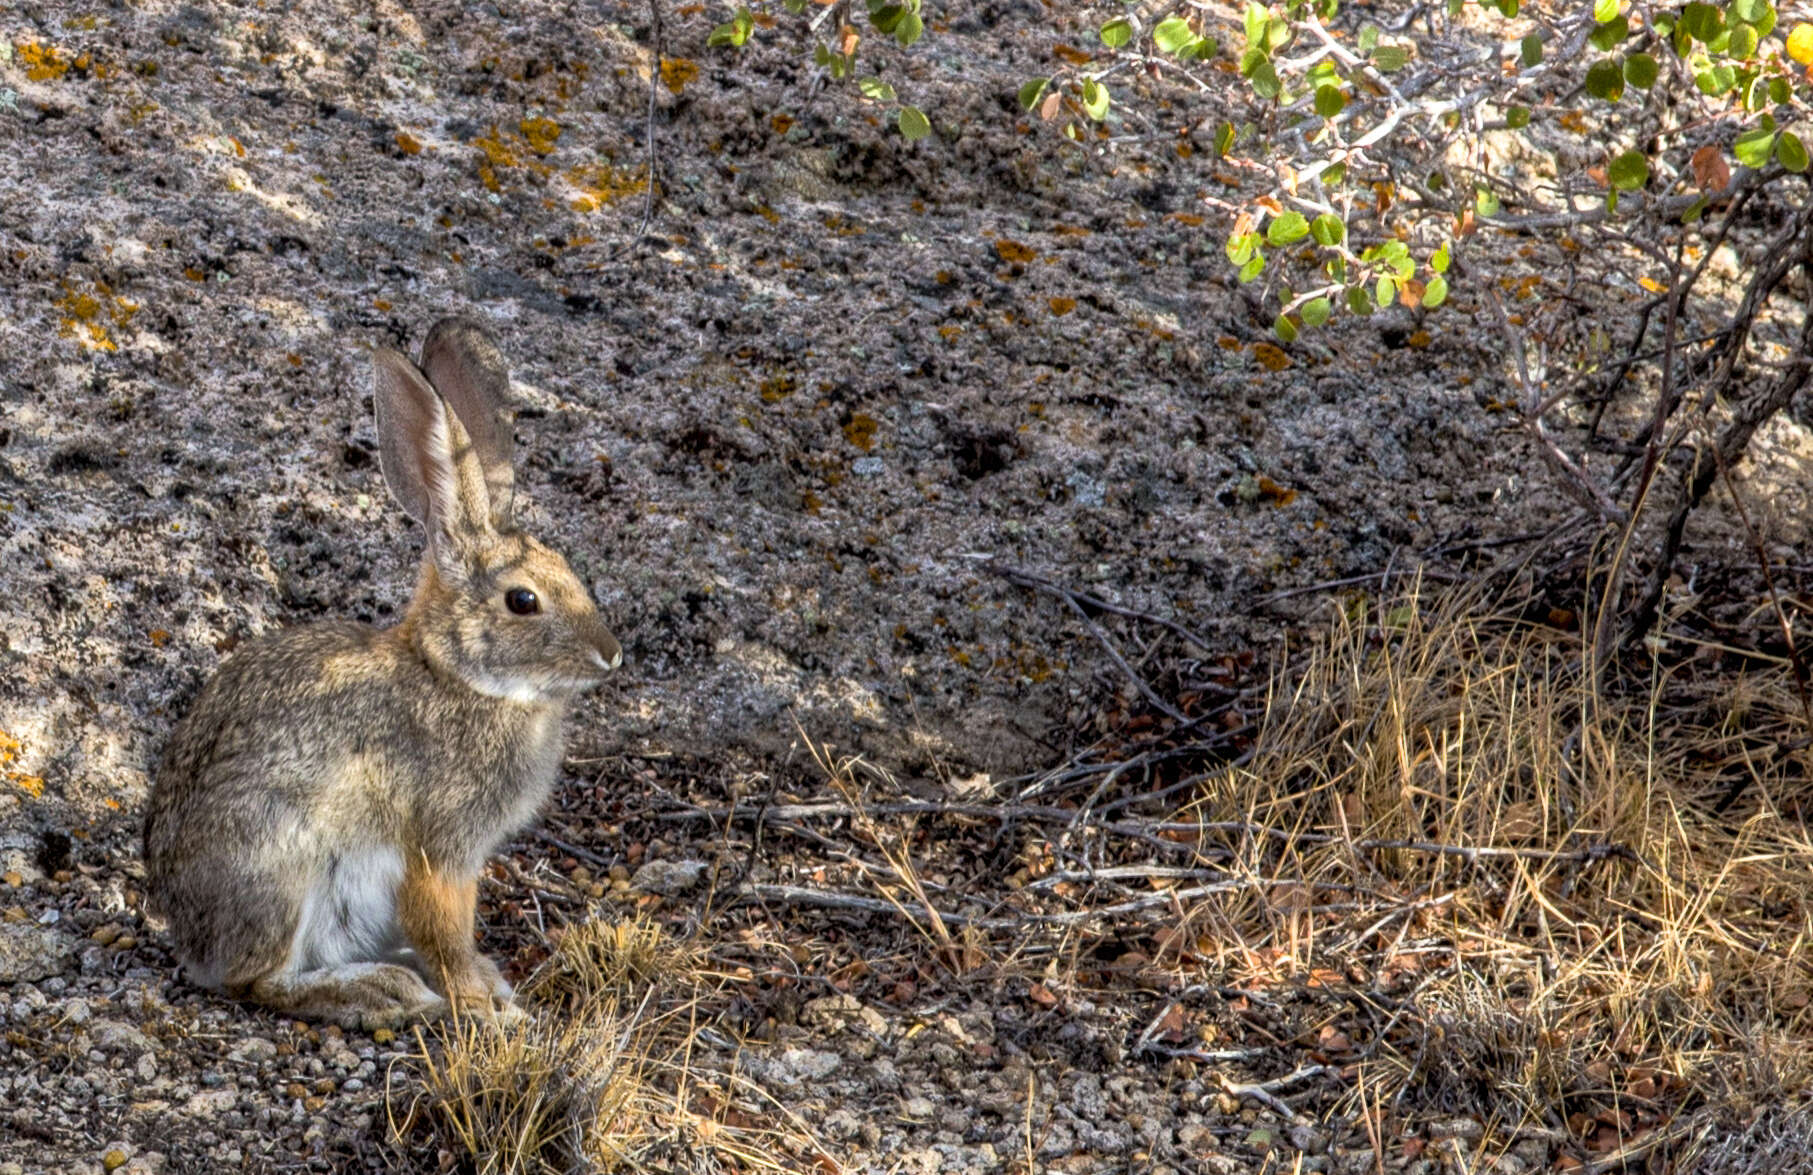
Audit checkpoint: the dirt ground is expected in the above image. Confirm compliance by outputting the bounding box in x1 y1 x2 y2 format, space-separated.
4 1 1812 1172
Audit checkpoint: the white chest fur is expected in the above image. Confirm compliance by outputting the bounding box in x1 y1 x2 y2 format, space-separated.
288 845 406 972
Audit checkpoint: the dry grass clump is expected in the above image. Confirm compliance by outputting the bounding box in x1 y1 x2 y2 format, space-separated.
1186 583 1813 1135
389 917 826 1174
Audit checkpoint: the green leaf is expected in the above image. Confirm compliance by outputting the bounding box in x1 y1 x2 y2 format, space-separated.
1080 78 1110 121
1590 14 1629 48
1734 125 1776 167
1243 3 1269 47
1314 84 1345 118
1506 105 1531 128
1423 275 1449 308
1585 57 1625 102
1431 242 1451 274
895 11 924 46
1154 17 1197 55
1623 53 1658 88
1267 210 1311 245
1310 213 1345 245
1371 45 1409 70
1519 34 1542 66
1730 0 1769 23
1274 314 1298 342
1214 121 1236 158
1475 187 1501 215
1239 254 1265 283
1346 285 1374 315
859 76 897 102
1018 77 1050 111
1375 275 1397 308
1771 77 1792 106
1358 24 1379 53
1608 149 1649 189
897 105 931 140
869 3 903 34
1693 63 1736 95
1681 2 1722 41
1682 195 1710 223
1301 297 1332 327
1100 17 1134 48
708 8 755 47
1323 161 1346 185
1249 58 1281 98
1227 232 1258 266
1594 0 1619 22
1780 130 1809 172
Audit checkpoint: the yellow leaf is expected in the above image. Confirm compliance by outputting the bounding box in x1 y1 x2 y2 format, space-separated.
1789 23 1813 65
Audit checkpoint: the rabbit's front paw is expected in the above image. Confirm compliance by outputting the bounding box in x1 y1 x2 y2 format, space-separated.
474 953 517 1002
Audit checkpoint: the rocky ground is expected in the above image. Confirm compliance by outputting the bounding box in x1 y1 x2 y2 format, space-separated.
5 0 1813 1171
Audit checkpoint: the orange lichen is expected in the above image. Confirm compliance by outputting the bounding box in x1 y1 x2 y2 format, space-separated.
566 163 648 213
0 731 44 799
660 57 698 94
18 40 72 81
395 132 423 155
54 278 139 352
519 116 562 155
994 238 1037 264
842 413 880 451
1250 342 1292 371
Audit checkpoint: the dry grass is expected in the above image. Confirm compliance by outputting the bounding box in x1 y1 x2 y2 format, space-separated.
388 917 830 1174
385 579 1813 1171
1177 582 1813 1151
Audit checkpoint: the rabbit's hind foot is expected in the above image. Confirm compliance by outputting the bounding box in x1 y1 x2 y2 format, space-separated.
248 961 448 1031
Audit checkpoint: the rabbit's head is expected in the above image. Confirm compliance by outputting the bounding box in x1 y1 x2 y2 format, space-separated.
375 318 621 704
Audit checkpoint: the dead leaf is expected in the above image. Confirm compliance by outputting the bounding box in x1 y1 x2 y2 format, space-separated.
1691 144 1731 193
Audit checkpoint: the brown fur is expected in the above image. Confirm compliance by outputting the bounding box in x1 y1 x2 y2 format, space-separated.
142 318 619 1029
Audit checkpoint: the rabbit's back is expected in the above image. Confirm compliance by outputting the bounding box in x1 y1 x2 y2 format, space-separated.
147 620 407 846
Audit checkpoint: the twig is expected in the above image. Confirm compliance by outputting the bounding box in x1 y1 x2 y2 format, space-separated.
534 827 612 869
634 0 665 242
1214 1064 1337 1123
1485 284 1627 526
988 563 1220 660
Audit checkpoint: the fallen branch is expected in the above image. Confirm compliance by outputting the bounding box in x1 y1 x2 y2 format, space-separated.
1215 1064 1339 1123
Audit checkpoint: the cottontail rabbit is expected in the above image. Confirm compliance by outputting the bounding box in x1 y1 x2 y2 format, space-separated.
143 318 621 1029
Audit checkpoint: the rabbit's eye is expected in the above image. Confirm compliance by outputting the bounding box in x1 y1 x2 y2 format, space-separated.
505 588 541 616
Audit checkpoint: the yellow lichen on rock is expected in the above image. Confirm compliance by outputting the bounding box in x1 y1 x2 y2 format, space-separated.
565 163 648 213
54 279 139 352
17 40 72 81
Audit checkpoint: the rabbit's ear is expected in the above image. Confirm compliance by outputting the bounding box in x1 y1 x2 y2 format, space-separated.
375 347 493 552
420 318 517 532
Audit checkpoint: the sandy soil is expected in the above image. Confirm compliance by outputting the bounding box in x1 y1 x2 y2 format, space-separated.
3 0 1803 1171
